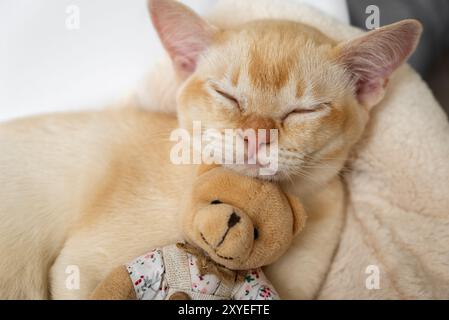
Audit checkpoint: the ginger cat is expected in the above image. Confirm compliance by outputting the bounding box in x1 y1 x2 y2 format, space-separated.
0 0 421 299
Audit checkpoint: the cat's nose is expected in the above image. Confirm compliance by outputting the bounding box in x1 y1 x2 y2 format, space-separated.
240 115 276 161
242 133 270 161
258 130 271 145
242 116 274 146
242 131 270 145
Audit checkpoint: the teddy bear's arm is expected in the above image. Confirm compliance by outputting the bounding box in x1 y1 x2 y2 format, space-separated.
90 265 137 300
232 269 280 300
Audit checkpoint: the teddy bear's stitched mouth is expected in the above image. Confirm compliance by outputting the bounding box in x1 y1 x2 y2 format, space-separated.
216 253 234 260
200 232 235 261
200 232 212 247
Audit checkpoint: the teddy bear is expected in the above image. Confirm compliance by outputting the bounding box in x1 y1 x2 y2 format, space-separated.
89 165 306 300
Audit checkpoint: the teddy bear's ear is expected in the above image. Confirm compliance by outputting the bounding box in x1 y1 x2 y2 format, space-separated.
196 164 221 176
285 193 307 236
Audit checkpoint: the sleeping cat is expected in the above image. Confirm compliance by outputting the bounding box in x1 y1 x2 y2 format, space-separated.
0 0 421 299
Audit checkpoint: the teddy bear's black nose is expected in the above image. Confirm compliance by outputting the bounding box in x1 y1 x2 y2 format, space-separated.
227 212 240 228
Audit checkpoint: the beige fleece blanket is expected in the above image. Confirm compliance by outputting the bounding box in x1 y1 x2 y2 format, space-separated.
138 0 449 299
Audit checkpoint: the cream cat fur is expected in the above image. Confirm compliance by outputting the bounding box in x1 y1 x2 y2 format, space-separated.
0 0 421 299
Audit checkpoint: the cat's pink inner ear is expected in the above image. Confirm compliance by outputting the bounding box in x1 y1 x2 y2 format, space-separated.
148 0 217 77
336 19 422 109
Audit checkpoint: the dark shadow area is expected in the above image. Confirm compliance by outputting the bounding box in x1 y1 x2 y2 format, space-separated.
347 0 449 114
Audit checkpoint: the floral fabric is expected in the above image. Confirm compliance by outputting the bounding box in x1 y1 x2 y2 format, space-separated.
126 246 279 300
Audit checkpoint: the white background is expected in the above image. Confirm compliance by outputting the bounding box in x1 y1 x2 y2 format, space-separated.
0 0 348 122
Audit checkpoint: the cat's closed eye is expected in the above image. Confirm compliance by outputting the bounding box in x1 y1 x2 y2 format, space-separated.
283 102 331 121
213 88 241 111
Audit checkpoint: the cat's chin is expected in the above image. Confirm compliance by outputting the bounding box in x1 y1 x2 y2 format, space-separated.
222 164 282 182
223 162 341 188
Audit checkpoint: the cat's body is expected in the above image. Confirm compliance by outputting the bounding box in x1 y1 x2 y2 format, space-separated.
0 0 421 299
0 107 344 299
0 109 183 298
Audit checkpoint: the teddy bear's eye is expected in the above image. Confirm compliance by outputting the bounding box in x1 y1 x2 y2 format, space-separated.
210 199 222 205
253 228 259 240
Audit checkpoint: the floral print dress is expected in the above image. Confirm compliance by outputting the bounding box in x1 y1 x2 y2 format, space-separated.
126 244 279 300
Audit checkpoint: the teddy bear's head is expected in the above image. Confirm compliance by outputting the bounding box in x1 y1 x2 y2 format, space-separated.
182 166 306 270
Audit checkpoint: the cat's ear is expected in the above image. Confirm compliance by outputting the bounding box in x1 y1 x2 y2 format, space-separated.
148 0 218 78
334 19 422 109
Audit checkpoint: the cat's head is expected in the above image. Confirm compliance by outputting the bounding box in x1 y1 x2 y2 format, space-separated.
149 0 422 183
